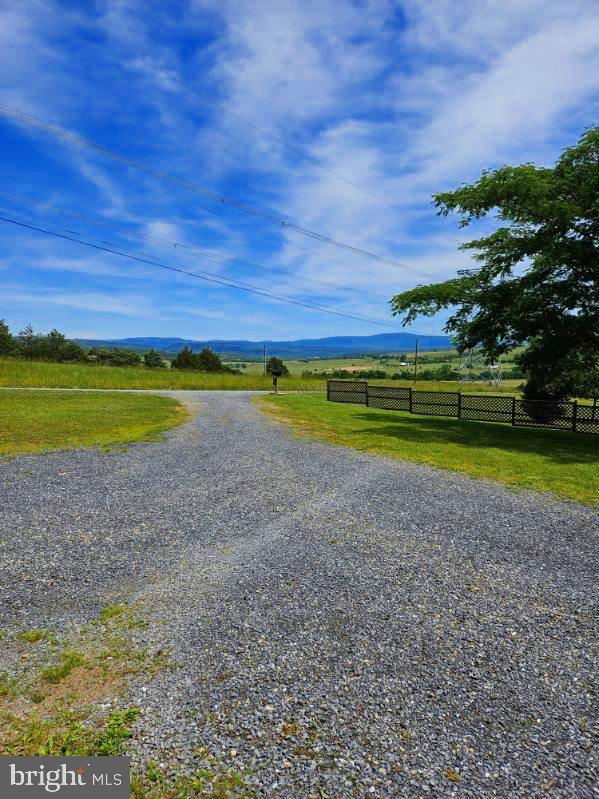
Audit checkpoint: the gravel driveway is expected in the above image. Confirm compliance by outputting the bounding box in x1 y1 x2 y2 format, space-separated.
1 390 597 798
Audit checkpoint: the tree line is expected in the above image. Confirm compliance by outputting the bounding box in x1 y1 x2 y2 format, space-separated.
0 322 238 373
303 364 523 381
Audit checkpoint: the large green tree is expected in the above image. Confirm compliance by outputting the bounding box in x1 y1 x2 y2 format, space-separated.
390 127 599 401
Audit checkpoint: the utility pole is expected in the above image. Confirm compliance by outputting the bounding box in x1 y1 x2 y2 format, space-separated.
263 345 266 375
413 337 419 385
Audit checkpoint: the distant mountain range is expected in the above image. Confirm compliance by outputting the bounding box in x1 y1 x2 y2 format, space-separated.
76 332 451 359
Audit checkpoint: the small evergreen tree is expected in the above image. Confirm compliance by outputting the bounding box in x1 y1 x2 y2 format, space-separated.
41 329 87 362
196 347 225 373
171 346 200 370
18 324 43 359
0 319 18 356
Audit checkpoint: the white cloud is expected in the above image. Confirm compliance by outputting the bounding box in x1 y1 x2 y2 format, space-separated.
0 287 166 319
172 306 231 320
399 10 599 188
1 0 597 338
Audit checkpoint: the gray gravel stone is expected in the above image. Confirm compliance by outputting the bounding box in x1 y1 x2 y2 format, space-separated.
0 390 597 798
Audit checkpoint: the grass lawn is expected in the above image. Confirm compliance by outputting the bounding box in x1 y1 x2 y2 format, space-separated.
259 392 599 505
0 390 188 457
0 359 324 391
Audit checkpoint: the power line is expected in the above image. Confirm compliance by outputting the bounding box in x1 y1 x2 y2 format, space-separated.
36 0 442 229
175 189 411 286
36 0 465 260
0 111 420 288
1 213 438 331
0 104 443 280
0 190 395 300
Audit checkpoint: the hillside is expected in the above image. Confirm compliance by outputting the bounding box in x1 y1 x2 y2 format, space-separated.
77 332 451 359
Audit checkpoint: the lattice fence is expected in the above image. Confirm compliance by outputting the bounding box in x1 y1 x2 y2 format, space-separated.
513 399 575 430
460 394 513 423
411 390 459 417
576 403 599 434
366 385 411 411
326 380 599 435
327 380 368 404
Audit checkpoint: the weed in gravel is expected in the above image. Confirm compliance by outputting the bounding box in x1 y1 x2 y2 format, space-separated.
41 651 87 684
100 604 127 623
0 671 16 698
97 603 149 631
131 759 255 799
17 629 53 644
0 603 167 758
1 706 139 756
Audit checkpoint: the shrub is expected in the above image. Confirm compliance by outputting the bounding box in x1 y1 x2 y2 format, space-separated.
143 349 166 368
13 324 86 362
88 347 142 367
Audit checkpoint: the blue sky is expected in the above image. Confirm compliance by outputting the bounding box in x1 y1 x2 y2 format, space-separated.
1 0 598 342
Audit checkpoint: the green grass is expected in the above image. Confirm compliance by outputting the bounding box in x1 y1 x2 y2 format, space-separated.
229 346 525 379
0 359 324 391
41 652 87 684
259 393 599 505
1 603 250 795
0 389 188 457
16 629 52 644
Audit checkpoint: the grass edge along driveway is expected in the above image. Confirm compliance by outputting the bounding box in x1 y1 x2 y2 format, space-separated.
0 389 189 457
258 392 599 505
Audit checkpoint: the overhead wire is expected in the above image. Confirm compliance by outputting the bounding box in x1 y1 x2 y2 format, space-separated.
0 115 418 289
0 190 396 300
0 105 444 280
34 0 447 232
0 213 441 331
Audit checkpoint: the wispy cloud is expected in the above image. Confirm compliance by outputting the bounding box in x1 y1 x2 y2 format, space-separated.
1 286 167 319
0 0 597 339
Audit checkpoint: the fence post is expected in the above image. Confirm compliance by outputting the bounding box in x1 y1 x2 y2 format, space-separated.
572 400 578 432
365 382 369 407
409 387 413 414
457 391 462 420
511 396 516 426
327 380 330 402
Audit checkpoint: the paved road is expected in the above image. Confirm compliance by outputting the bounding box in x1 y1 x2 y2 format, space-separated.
1 391 597 798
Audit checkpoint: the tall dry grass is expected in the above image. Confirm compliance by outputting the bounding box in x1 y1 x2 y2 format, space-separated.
0 359 326 391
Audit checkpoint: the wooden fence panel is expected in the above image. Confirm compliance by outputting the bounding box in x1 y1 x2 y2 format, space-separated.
326 380 597 435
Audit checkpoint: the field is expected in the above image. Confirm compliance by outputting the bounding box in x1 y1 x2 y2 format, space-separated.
259 392 599 505
0 357 526 395
229 346 526 378
0 390 188 457
0 359 324 391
